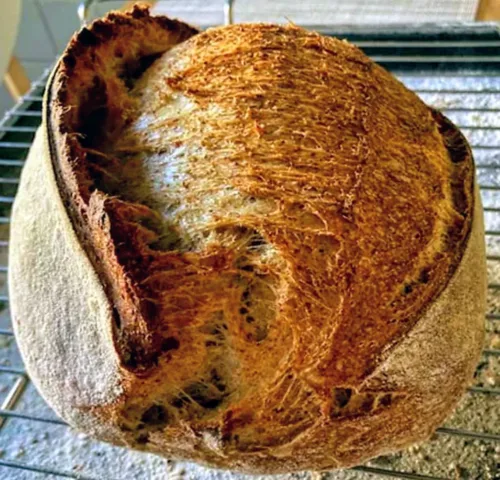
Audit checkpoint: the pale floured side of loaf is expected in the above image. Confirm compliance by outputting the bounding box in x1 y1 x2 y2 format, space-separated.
9 126 124 444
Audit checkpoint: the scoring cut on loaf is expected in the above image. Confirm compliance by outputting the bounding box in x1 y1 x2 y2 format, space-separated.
9 6 486 474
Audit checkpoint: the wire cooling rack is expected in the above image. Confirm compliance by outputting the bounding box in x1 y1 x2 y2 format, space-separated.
0 15 499 480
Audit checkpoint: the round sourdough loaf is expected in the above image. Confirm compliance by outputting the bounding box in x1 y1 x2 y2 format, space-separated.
9 6 486 474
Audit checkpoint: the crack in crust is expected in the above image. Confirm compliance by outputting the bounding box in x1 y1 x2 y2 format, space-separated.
47 6 200 371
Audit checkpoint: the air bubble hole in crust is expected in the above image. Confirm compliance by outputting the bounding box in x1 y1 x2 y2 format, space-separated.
333 388 352 408
140 404 168 426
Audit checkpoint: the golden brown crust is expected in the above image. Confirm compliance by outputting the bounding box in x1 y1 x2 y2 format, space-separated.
12 5 484 473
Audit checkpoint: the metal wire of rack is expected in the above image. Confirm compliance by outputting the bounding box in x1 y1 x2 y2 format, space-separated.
0 6 499 480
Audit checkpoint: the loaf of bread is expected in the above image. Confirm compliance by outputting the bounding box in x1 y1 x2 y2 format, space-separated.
9 6 486 474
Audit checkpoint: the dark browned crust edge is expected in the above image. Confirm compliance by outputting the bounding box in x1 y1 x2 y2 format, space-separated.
376 106 475 362
45 5 200 374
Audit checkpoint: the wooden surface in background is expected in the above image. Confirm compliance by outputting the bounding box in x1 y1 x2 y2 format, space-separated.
4 57 30 101
476 0 500 19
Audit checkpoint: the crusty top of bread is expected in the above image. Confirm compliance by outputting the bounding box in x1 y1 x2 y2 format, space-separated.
44 5 475 466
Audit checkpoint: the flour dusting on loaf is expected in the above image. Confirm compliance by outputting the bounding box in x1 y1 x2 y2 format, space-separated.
9 6 485 473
